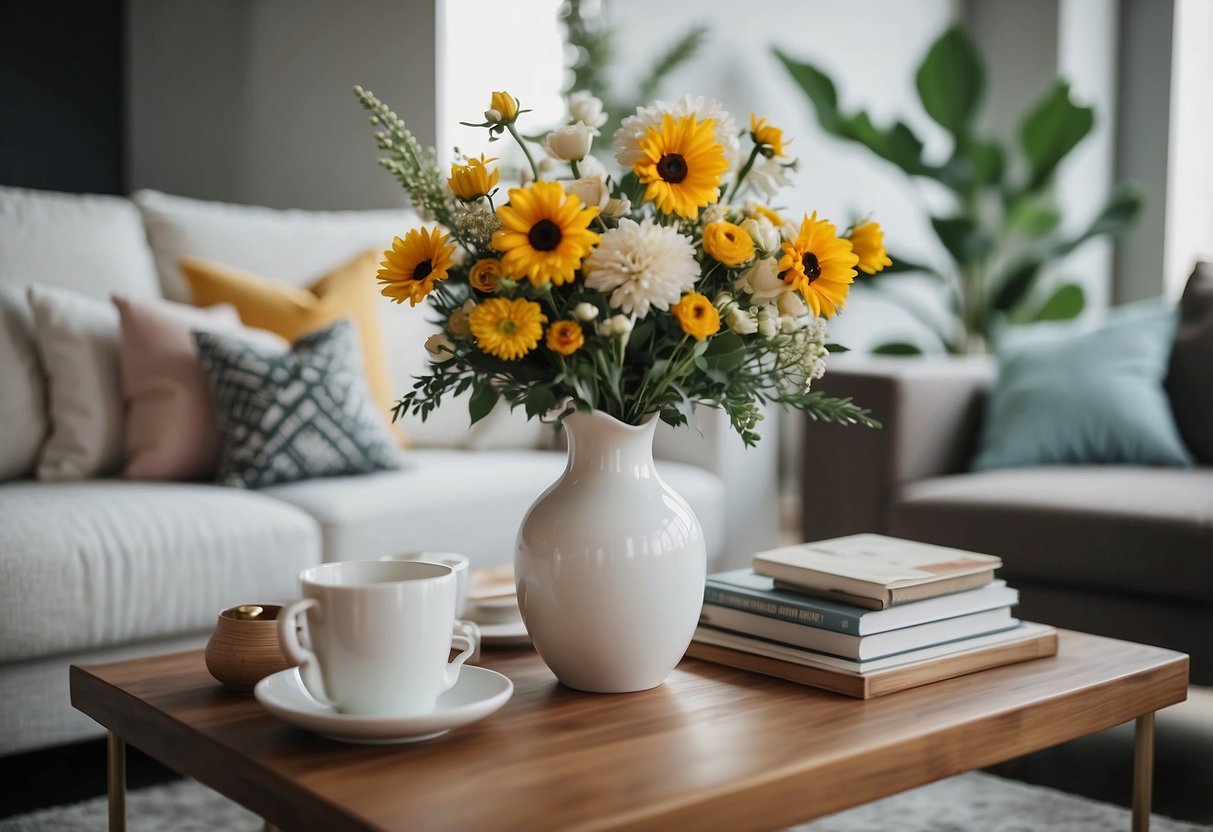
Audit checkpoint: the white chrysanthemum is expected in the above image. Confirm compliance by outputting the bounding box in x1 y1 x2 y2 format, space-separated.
745 156 795 200
584 218 700 318
613 95 741 169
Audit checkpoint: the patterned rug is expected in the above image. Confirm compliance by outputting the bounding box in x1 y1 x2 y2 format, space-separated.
2 771 1209 831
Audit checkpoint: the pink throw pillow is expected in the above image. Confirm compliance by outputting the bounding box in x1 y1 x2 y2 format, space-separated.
114 295 245 480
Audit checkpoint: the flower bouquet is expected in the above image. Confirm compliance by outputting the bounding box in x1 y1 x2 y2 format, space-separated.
354 86 883 445
354 85 886 692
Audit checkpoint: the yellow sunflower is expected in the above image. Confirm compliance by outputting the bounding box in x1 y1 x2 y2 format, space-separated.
377 227 456 306
776 213 858 319
671 292 721 341
448 154 499 201
750 114 790 158
848 221 893 275
491 181 600 287
469 297 547 361
634 114 729 220
545 320 585 356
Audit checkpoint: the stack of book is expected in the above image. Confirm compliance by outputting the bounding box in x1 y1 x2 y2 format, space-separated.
687 534 1058 698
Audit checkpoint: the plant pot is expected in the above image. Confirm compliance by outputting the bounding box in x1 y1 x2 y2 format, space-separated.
515 409 706 692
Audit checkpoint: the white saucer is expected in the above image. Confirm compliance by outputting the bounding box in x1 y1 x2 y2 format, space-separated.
254 665 513 744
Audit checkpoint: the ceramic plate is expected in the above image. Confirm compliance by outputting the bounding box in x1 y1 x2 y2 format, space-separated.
254 665 513 744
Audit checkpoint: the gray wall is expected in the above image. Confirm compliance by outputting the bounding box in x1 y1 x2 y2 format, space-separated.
127 0 437 210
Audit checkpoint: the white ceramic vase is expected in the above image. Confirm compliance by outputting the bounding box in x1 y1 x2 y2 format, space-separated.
515 409 706 693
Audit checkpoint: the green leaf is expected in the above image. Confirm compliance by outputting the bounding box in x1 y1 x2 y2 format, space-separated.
990 259 1042 313
702 331 746 372
1061 183 1144 253
1033 283 1085 321
872 342 923 356
931 216 993 265
845 113 927 176
915 25 985 134
774 50 848 135
966 139 1005 188
824 343 850 353
468 384 499 426
636 25 710 104
1007 198 1063 238
1019 81 1094 190
523 386 556 419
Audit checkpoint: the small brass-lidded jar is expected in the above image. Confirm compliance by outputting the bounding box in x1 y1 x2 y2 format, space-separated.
205 604 292 692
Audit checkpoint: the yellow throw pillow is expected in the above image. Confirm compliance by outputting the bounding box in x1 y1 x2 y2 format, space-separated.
179 250 405 442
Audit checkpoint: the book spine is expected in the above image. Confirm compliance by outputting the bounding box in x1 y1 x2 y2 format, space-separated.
703 585 860 633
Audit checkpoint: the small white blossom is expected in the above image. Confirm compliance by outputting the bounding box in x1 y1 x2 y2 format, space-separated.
701 203 731 225
746 156 795 201
726 306 759 335
424 333 455 363
741 217 780 253
584 218 699 318
572 302 599 322
737 257 789 304
484 108 503 124
604 196 631 219
544 123 597 163
568 91 608 129
565 176 610 210
777 291 807 318
758 309 779 338
578 154 607 180
599 314 634 338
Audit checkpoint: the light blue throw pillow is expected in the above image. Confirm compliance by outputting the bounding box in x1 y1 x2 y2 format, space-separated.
972 303 1193 470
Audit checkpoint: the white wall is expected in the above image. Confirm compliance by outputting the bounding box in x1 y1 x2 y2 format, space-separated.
128 0 437 210
1165 0 1213 297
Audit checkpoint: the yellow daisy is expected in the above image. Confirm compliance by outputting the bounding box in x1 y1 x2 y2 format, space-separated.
377 227 456 306
491 181 600 287
469 297 547 361
545 320 585 356
848 221 893 275
671 292 721 341
750 114 790 158
777 213 858 319
634 114 729 220
448 154 499 201
468 258 504 293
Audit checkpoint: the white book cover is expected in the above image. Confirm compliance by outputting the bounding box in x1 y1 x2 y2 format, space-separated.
699 605 1016 660
753 533 1002 590
692 620 1046 674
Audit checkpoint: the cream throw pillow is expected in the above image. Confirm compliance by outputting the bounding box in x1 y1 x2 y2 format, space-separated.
27 286 124 480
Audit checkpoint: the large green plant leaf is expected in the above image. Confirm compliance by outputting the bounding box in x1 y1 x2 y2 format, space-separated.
1034 283 1086 321
1007 198 1063 238
774 50 847 135
1060 183 1145 253
990 259 1041 315
1020 81 1094 191
915 25 985 134
468 384 499 426
931 216 993 265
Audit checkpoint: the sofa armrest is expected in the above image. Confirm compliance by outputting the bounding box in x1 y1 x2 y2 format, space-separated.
801 356 995 541
653 404 780 571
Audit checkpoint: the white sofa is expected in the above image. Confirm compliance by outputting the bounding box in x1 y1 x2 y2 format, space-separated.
0 186 779 755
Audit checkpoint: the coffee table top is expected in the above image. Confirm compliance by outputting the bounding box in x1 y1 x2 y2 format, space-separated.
71 631 1187 832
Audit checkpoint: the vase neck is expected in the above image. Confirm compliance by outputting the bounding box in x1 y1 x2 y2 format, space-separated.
562 410 658 475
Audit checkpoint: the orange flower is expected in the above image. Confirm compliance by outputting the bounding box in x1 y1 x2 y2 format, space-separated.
469 258 505 293
545 320 585 356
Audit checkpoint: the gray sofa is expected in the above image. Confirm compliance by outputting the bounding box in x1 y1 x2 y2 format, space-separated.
801 344 1212 685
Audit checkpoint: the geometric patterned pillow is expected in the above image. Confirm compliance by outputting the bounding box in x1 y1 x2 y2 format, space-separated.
194 319 406 488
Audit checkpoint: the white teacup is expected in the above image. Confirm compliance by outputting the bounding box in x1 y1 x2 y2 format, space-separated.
278 560 477 716
381 552 470 617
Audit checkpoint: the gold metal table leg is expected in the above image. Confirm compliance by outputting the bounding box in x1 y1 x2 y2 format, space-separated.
107 731 126 832
1132 712 1155 832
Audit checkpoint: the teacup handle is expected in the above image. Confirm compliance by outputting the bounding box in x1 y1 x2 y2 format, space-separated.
444 620 480 691
278 598 335 707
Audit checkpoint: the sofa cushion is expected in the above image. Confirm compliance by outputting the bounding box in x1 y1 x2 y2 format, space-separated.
890 466 1213 604
262 449 727 568
196 321 406 489
132 189 543 451
0 186 161 481
0 480 321 662
1166 262 1213 464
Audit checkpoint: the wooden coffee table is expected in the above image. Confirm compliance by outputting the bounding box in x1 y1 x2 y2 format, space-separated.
71 630 1187 832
